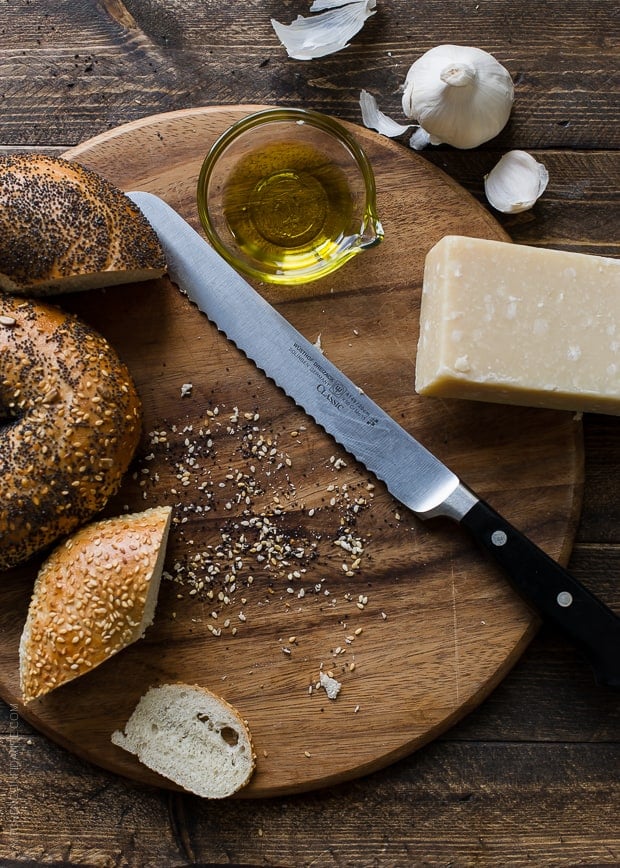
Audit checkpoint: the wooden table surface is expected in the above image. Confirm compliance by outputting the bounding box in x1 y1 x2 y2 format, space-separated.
1 1 618 865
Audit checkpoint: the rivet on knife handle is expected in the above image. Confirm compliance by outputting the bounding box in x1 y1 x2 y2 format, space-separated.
458 494 620 689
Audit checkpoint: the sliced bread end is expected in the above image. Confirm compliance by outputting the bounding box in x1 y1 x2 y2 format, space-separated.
112 683 256 798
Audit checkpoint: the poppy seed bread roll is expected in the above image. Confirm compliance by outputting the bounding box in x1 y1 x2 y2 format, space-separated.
0 295 142 570
0 154 165 295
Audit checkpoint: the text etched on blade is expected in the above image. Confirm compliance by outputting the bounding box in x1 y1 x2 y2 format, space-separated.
289 342 379 427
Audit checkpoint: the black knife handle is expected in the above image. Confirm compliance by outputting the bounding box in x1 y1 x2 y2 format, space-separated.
460 499 620 689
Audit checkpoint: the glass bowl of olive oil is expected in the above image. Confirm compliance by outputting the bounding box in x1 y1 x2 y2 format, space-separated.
197 108 384 285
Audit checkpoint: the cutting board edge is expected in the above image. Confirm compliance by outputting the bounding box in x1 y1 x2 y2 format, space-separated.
7 617 540 799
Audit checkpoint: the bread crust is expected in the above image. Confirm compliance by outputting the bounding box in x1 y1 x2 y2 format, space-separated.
0 295 142 570
19 505 172 703
0 154 165 295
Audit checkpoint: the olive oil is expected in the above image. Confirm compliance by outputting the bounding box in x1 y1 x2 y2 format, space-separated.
222 141 355 274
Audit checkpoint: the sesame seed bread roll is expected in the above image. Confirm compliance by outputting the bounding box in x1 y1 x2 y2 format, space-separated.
19 506 172 704
112 683 256 799
0 154 165 295
0 294 142 570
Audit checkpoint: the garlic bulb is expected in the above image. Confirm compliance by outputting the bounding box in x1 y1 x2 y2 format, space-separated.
402 44 514 149
484 150 549 213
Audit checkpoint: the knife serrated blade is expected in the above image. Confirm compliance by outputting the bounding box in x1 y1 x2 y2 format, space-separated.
129 191 620 688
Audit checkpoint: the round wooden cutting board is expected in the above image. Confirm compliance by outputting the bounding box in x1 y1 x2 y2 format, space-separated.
0 107 583 797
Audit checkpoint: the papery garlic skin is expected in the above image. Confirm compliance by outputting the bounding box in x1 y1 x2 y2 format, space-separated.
359 90 413 137
272 0 376 60
402 45 514 149
358 90 436 150
409 127 440 150
484 150 549 213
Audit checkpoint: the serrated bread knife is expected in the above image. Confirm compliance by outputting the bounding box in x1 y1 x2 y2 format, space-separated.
130 191 620 688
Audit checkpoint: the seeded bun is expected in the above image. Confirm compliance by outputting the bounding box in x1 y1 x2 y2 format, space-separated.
0 153 165 295
112 683 256 798
19 506 173 704
0 294 142 570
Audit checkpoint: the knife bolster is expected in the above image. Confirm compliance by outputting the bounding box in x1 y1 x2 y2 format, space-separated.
420 482 478 521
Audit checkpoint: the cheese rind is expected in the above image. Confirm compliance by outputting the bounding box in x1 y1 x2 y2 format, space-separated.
415 236 620 415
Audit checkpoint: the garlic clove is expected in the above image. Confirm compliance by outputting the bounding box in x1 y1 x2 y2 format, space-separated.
271 0 376 60
484 150 549 213
402 44 514 149
359 90 413 137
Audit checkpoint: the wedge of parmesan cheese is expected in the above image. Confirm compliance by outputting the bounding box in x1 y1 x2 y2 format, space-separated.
415 236 620 415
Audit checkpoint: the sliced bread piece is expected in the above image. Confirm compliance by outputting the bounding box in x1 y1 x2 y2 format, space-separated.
19 505 172 703
111 683 256 798
0 154 166 295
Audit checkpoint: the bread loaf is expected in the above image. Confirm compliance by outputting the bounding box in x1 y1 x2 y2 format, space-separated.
0 154 165 295
19 506 172 703
112 683 256 798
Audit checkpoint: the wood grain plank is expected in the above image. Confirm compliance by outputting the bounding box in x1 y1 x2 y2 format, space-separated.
0 1 617 150
3 732 617 866
580 415 620 542
183 741 619 866
0 736 183 865
421 150 620 257
0 0 184 146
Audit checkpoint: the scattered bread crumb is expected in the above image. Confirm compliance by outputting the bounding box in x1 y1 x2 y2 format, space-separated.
319 671 342 700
